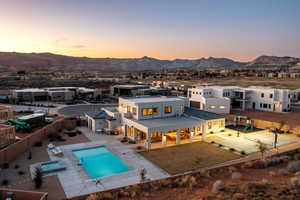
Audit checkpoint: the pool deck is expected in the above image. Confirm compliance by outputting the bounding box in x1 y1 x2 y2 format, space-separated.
47 127 169 198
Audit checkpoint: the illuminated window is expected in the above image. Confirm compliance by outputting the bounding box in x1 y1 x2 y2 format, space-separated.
132 107 137 115
153 107 159 115
208 122 212 129
148 108 153 115
180 105 184 112
209 105 216 109
164 106 172 113
197 127 201 131
220 120 225 127
142 108 147 116
127 106 131 113
219 106 225 109
127 127 133 136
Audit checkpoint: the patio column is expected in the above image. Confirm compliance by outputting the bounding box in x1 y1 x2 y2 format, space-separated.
176 130 180 145
162 132 167 146
124 125 128 137
202 124 206 142
133 128 137 141
190 127 195 141
146 132 152 151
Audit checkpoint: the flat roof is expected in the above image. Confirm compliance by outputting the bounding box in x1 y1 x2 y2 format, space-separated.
184 107 225 120
124 115 203 133
121 96 185 104
113 85 149 89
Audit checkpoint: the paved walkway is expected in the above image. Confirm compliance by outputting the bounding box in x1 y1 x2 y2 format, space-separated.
47 127 169 198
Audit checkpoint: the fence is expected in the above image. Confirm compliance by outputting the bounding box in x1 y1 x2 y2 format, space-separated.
0 188 48 200
225 114 300 134
0 117 76 165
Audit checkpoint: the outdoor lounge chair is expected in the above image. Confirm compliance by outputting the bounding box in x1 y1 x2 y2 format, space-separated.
48 143 55 150
51 147 64 156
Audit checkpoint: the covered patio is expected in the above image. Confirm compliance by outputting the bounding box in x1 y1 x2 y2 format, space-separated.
123 116 205 150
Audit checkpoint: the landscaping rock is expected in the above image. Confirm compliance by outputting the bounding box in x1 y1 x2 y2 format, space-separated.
228 166 237 173
261 178 270 185
278 168 289 176
287 161 300 173
212 180 225 193
269 171 276 176
231 172 242 180
290 176 300 188
232 193 246 200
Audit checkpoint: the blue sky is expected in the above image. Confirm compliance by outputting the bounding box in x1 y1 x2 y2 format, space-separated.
0 0 299 61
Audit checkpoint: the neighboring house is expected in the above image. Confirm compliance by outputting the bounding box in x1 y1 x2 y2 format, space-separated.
118 96 225 150
188 86 231 114
110 85 149 97
85 110 118 132
188 85 292 113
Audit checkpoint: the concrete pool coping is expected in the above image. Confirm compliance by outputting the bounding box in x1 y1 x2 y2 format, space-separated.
47 132 169 198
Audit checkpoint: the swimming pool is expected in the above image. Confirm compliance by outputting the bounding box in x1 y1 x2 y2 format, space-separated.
72 146 131 179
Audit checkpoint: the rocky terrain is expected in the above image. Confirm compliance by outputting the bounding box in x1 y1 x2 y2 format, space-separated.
84 152 300 200
0 52 299 72
0 52 245 72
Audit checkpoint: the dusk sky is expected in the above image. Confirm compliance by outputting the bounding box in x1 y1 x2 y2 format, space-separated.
0 0 299 61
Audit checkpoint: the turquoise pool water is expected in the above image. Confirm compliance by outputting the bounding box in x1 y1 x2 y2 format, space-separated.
73 146 131 179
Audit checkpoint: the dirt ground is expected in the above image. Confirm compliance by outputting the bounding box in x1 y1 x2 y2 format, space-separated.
0 132 90 200
230 109 300 127
139 142 240 175
181 77 300 89
120 162 298 200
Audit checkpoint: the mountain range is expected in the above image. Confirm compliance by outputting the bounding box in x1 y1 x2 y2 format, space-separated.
0 52 299 72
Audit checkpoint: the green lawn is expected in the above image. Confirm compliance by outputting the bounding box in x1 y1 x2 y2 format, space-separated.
139 142 240 175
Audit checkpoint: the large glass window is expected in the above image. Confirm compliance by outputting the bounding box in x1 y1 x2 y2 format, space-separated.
164 106 172 113
208 122 212 129
127 106 131 113
142 108 147 116
132 107 137 115
148 108 153 115
153 107 159 115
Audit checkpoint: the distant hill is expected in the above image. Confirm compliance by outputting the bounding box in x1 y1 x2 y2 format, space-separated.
0 52 247 72
247 55 300 68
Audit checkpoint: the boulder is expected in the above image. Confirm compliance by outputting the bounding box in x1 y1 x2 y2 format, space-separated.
231 172 242 180
287 160 300 173
212 180 225 193
269 171 276 176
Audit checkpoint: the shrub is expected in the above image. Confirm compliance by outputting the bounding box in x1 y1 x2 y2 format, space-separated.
210 141 215 144
218 144 223 147
136 146 143 150
14 164 20 169
1 179 9 186
2 163 9 169
18 171 25 175
34 141 43 147
33 167 43 189
241 151 246 155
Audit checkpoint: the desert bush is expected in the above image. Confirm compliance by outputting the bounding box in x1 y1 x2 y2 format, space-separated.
211 180 225 193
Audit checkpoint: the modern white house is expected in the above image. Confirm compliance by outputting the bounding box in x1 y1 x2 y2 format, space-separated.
118 96 225 150
188 85 292 113
188 86 231 114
